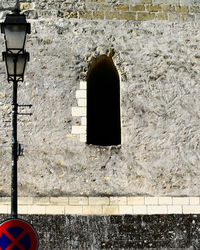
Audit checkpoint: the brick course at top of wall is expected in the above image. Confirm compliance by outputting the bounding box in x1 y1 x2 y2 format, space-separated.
2 0 200 21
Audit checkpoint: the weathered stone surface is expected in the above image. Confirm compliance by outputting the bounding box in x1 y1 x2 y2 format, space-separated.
0 214 200 249
1 18 200 197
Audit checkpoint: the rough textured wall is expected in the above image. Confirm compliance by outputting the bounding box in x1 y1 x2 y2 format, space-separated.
1 1 200 197
1 214 200 249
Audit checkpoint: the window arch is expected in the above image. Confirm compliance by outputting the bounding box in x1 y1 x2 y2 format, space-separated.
87 55 121 146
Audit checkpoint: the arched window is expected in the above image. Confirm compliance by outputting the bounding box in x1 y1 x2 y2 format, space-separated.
87 55 121 146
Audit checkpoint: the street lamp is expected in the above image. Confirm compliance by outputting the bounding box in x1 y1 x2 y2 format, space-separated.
1 5 31 219
1 9 30 54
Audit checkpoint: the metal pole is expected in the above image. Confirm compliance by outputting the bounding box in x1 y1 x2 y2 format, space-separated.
11 56 18 218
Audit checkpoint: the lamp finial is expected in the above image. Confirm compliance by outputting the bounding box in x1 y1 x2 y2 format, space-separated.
12 0 20 15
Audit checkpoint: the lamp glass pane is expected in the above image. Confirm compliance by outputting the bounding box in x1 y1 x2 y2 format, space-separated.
16 54 27 75
6 54 27 76
4 24 26 51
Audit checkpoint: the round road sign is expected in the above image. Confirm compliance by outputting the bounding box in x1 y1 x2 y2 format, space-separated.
0 218 38 250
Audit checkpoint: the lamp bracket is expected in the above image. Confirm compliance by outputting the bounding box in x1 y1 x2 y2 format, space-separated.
17 112 32 116
18 104 32 108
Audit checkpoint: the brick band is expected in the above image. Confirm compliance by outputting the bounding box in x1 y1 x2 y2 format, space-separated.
16 1 200 22
0 196 200 215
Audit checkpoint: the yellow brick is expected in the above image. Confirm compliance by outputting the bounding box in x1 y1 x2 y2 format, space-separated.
89 197 109 205
105 11 119 19
114 4 129 11
65 11 78 19
130 5 145 12
137 12 155 21
161 5 176 12
128 197 144 205
176 5 188 13
65 205 82 214
20 3 33 10
146 4 162 12
46 206 65 215
110 197 127 205
120 12 136 20
103 205 119 215
156 12 168 20
69 197 88 205
93 11 104 19
79 11 92 19
83 205 103 215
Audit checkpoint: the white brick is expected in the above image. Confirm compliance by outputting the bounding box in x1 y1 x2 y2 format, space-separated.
0 197 10 204
27 205 46 214
83 205 102 215
183 206 200 214
80 81 87 89
145 197 158 205
50 197 69 204
69 197 88 205
110 197 127 205
133 205 147 214
80 134 87 142
46 206 65 215
76 90 86 98
72 125 86 134
168 205 182 214
33 197 50 205
0 205 8 214
81 117 86 125
173 197 189 205
18 197 33 205
65 205 82 215
147 205 167 215
89 197 109 205
159 197 172 205
127 197 144 205
78 99 86 107
18 206 28 214
103 205 119 215
119 205 133 214
72 107 86 116
190 197 200 205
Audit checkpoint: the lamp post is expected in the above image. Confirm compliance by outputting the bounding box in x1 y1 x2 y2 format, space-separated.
1 4 31 219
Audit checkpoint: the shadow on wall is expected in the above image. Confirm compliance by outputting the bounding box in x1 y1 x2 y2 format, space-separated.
87 55 121 146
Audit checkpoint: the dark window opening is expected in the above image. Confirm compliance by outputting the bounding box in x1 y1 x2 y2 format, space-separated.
87 55 121 146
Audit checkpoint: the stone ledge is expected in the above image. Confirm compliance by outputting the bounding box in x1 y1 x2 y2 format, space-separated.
1 196 200 215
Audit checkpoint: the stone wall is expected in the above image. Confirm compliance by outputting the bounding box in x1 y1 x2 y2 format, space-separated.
1 0 200 198
1 214 200 249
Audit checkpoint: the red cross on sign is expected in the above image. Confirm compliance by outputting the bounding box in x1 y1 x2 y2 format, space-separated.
0 218 38 250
